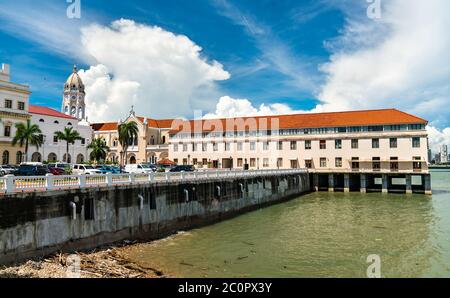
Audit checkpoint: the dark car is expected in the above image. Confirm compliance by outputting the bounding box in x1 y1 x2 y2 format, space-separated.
169 165 195 172
95 165 121 174
47 166 65 176
15 164 50 176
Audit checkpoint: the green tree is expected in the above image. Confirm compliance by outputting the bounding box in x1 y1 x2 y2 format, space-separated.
88 138 110 163
54 127 83 163
118 121 139 166
12 119 43 162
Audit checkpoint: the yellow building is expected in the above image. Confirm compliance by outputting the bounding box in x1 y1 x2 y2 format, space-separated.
92 109 173 164
0 64 30 165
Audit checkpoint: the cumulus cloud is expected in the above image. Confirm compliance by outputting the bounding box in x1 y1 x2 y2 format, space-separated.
427 126 450 153
313 0 450 150
203 96 305 119
78 19 230 122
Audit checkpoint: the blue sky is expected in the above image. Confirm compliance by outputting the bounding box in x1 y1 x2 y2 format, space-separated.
0 0 344 111
1 0 450 149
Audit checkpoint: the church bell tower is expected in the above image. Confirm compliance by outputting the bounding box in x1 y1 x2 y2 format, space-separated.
62 65 86 121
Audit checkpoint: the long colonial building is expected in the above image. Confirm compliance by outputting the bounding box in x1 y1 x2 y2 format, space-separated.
168 109 431 194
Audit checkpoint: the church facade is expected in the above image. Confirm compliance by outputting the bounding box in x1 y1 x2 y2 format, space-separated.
1 63 93 164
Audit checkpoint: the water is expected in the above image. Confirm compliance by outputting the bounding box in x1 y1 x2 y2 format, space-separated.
126 171 450 277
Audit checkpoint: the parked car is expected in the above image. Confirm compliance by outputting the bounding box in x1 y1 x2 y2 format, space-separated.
95 165 121 174
72 164 102 175
0 165 16 176
169 165 195 172
47 163 71 174
15 164 50 176
46 166 65 176
124 164 154 174
141 163 157 172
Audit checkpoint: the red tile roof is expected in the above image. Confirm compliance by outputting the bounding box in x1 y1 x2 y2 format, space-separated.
168 109 428 134
29 105 77 120
92 117 175 132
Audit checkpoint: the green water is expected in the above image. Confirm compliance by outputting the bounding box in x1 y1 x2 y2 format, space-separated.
127 171 450 277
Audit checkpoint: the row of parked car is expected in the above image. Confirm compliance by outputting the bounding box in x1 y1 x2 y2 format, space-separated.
0 163 195 177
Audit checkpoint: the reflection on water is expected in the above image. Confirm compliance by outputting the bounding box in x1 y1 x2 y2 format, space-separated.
126 171 450 277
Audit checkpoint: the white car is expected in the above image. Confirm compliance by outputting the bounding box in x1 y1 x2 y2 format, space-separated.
0 165 16 176
72 164 102 175
124 164 153 174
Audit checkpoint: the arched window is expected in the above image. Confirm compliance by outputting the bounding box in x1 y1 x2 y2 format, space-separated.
162 136 166 144
70 106 76 115
39 119 44 123
63 153 71 163
67 122 72 126
48 153 57 162
64 106 69 113
2 151 9 165
32 152 42 162
16 151 23 164
76 154 84 164
54 120 59 124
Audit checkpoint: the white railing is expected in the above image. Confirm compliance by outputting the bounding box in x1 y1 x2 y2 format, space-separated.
0 169 307 194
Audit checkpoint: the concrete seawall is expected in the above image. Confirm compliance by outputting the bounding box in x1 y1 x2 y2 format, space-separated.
0 172 310 265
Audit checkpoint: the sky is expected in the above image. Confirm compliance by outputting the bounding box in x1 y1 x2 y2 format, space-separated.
0 0 449 151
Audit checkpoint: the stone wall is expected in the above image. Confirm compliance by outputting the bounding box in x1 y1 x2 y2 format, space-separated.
0 173 310 265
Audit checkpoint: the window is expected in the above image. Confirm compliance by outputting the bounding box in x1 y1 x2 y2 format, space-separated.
17 101 25 110
202 158 207 166
277 158 283 168
390 138 398 148
54 120 59 124
39 119 44 123
320 158 327 168
290 141 297 150
335 139 342 149
183 158 188 165
250 142 256 151
305 140 311 150
237 142 243 151
263 141 269 151
412 137 421 148
290 160 298 169
390 157 398 171
352 157 359 170
173 144 178 152
4 99 12 109
182 143 188 152
372 138 380 149
174 159 178 165
81 138 85 145
320 140 326 149
277 141 283 150
4 126 11 137
237 158 243 167
192 143 197 151
202 143 207 152
250 158 256 167
263 158 269 168
225 142 230 151
413 157 422 171
16 151 23 165
351 139 359 149
305 160 312 169
2 150 9 165
335 157 342 168
372 157 381 171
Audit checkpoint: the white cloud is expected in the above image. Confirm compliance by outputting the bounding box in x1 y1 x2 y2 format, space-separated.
427 126 450 153
313 0 450 149
203 96 305 119
78 19 230 122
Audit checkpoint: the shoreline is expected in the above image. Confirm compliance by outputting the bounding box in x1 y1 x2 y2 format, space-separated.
0 241 169 278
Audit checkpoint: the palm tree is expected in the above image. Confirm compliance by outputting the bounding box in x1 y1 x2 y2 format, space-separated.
118 121 138 166
54 127 83 163
88 138 110 163
12 119 43 162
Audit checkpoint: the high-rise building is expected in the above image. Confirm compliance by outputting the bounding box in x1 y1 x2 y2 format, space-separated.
440 145 448 163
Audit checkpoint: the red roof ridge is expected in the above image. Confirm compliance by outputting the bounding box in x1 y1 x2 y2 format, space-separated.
29 104 77 120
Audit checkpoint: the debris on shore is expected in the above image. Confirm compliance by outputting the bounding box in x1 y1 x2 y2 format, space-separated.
0 242 166 278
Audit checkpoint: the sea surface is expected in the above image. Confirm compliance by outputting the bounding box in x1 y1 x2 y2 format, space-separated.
126 170 450 277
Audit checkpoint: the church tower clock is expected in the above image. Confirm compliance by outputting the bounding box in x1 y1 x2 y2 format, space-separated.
62 65 86 121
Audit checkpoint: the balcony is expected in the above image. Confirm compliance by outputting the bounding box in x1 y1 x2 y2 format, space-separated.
146 144 169 150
